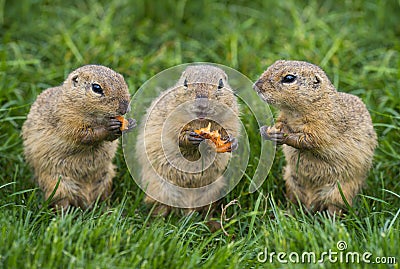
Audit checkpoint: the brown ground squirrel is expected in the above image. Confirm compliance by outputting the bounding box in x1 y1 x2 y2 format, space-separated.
253 60 377 215
22 65 136 210
136 64 240 215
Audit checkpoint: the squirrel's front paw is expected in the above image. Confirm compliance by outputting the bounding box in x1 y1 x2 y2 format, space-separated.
228 136 238 151
260 125 286 144
186 131 205 146
106 118 123 140
123 118 137 133
216 135 238 153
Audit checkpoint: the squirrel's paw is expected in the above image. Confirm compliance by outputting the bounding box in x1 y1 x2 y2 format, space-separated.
186 131 205 146
229 136 238 151
123 118 137 133
260 125 286 144
106 118 123 140
216 135 238 153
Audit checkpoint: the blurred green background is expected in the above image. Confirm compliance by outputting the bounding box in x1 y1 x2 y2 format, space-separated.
1 0 399 268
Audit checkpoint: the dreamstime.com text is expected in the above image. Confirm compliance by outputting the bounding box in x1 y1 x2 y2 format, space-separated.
257 241 397 265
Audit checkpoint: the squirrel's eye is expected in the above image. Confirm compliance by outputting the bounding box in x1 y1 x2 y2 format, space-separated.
218 78 224 89
183 79 188 88
281 74 297 84
91 83 104 95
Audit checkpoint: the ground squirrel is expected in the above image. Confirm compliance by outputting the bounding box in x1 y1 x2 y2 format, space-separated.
254 60 377 215
136 64 240 215
22 65 136 210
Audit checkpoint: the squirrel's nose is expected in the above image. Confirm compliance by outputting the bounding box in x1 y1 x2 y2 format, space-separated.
118 100 129 115
253 80 263 92
195 97 209 111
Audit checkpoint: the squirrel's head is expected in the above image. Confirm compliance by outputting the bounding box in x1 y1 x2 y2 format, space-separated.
173 65 237 120
253 60 336 111
64 65 130 117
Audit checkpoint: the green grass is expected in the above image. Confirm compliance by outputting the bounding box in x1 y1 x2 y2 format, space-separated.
1 0 399 268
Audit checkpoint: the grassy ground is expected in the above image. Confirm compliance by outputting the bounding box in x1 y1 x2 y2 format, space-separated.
1 0 399 268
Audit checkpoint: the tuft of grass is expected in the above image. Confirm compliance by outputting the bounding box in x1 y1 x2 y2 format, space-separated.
1 0 399 268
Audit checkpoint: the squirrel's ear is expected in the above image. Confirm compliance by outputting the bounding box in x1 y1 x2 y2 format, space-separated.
313 74 322 88
218 78 224 89
314 75 321 84
71 74 79 87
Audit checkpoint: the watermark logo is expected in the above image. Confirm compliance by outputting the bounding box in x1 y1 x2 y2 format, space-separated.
336 240 347 251
257 240 397 264
122 63 275 208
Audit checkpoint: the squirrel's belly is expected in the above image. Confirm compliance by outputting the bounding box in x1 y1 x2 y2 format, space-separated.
151 152 230 188
283 145 350 185
33 136 117 182
283 142 371 187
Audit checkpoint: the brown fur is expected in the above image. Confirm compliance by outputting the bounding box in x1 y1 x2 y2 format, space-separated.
22 65 134 209
254 60 377 215
136 65 240 215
